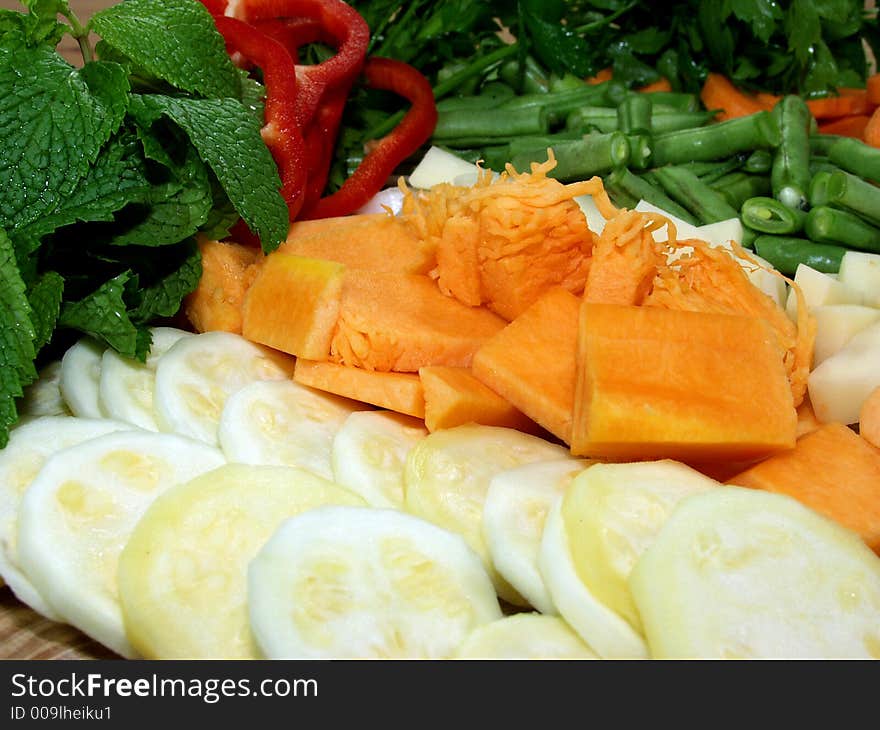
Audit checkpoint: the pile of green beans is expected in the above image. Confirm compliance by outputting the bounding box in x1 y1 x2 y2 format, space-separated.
435 83 880 275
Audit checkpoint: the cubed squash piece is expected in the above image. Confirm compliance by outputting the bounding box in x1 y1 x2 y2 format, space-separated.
419 366 540 434
185 238 261 334
294 359 424 419
281 214 435 275
330 271 506 372
572 303 797 461
471 287 580 443
241 252 344 360
728 423 880 553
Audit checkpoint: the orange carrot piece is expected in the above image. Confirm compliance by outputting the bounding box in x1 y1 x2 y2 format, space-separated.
838 87 875 115
755 91 781 111
860 386 880 449
868 74 880 106
700 73 764 121
637 77 672 93
807 93 866 120
585 67 612 85
818 114 870 138
864 107 880 148
729 423 880 553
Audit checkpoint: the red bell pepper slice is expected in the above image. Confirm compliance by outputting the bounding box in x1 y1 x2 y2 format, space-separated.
237 0 369 128
213 14 307 221
198 0 228 15
302 57 438 220
251 17 328 64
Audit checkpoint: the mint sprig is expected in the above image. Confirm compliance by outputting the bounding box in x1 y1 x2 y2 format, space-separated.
0 0 289 446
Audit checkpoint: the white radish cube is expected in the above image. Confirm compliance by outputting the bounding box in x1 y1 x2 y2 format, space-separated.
408 146 477 189
785 263 863 320
696 218 744 249
808 320 880 424
635 200 703 242
811 304 880 366
838 251 880 308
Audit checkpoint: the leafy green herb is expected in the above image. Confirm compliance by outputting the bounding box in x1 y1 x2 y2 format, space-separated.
0 0 288 446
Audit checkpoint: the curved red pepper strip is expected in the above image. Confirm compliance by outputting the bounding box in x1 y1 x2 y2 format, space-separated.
302 57 438 220
237 0 369 128
213 15 307 221
302 83 351 210
251 17 328 64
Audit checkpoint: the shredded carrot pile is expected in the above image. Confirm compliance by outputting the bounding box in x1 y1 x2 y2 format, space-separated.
401 152 602 320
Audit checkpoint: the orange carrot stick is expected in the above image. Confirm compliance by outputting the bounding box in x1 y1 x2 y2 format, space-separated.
638 77 672 93
818 114 870 138
700 73 764 121
755 91 781 111
585 67 613 85
807 93 867 120
868 74 880 106
864 107 880 148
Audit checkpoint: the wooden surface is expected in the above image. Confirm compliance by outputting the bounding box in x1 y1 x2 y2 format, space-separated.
0 588 117 660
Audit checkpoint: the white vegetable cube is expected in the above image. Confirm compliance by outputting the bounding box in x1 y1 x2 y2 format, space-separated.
785 263 863 320
838 251 880 308
808 320 880 424
408 146 477 189
811 305 880 366
695 217 744 249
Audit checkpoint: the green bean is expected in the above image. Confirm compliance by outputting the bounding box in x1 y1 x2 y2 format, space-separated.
673 160 729 177
567 108 714 135
828 137 880 183
771 95 812 209
640 91 701 112
826 170 880 227
603 168 700 225
651 111 781 166
436 84 515 113
740 225 759 249
606 186 640 210
510 132 630 181
652 166 740 224
506 131 586 157
754 235 846 275
499 84 615 124
618 94 653 136
433 107 549 141
549 73 587 92
711 172 772 210
695 155 747 184
809 171 834 208
743 149 773 174
804 206 880 254
808 157 842 177
809 134 843 156
740 196 807 235
626 134 653 170
499 55 550 95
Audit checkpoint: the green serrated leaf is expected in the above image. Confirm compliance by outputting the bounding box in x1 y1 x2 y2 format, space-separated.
90 0 239 99
130 238 202 323
58 270 144 360
787 0 822 65
27 271 64 354
109 144 212 247
0 227 37 447
129 94 288 252
0 42 129 231
17 131 151 241
730 0 782 44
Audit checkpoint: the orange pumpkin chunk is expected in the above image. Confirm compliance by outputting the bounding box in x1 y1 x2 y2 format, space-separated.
281 213 435 275
241 253 345 360
471 287 580 443
729 423 880 553
294 359 424 419
418 366 540 434
572 303 797 462
329 271 506 372
184 238 261 334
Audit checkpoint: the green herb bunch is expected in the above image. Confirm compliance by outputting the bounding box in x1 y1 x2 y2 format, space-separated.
0 0 289 447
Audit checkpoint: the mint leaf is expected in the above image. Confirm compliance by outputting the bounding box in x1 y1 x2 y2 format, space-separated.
0 42 129 231
2 1 67 47
0 228 36 447
109 145 212 247
131 238 202 323
18 131 151 241
27 271 64 354
130 94 288 252
59 270 145 360
91 0 239 100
